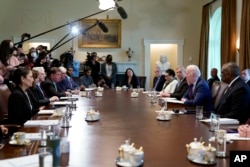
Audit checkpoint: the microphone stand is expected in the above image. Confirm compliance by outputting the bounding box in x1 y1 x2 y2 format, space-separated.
47 22 98 54
14 7 114 46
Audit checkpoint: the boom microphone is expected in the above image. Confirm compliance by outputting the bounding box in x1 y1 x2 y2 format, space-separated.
98 20 109 33
117 6 128 19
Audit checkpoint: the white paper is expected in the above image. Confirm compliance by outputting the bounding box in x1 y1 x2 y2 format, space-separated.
226 133 250 141
160 97 176 100
200 118 239 125
53 101 73 105
164 99 184 104
38 110 54 115
0 154 52 167
24 120 59 126
60 95 79 100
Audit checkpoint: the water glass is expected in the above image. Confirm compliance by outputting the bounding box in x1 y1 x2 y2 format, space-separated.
215 129 227 157
196 106 203 120
38 147 53 167
210 113 220 131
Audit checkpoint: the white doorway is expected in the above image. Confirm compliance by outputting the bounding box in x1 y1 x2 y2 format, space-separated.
144 39 184 89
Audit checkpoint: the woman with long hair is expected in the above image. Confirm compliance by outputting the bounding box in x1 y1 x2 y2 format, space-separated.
121 68 140 89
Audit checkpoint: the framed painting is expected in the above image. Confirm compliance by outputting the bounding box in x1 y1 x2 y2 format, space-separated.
78 19 121 48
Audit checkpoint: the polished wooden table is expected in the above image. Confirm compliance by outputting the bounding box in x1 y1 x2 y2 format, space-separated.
0 90 250 167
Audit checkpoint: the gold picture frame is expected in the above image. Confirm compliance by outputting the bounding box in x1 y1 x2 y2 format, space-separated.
78 19 121 48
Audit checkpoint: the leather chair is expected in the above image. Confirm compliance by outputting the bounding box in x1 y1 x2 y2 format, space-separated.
211 81 228 109
138 76 146 90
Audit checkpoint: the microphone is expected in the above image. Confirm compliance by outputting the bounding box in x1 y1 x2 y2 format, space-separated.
117 6 128 19
98 20 109 33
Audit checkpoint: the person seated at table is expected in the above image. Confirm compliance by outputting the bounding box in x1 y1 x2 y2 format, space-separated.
159 69 178 94
97 76 109 88
79 68 94 90
0 125 8 140
41 67 70 98
160 66 188 100
66 66 79 89
240 68 250 87
121 68 140 89
215 62 250 124
8 67 38 125
57 66 72 92
27 70 58 110
181 65 214 112
152 67 166 91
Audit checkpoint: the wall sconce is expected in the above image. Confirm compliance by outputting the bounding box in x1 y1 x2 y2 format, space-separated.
99 0 115 10
236 38 240 52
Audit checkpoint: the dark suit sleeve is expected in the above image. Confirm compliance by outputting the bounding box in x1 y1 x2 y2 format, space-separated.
42 81 66 98
170 82 188 100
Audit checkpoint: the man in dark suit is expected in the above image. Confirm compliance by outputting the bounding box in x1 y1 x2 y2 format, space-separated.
181 65 214 112
160 66 188 100
207 68 220 89
101 54 117 88
240 68 250 87
216 62 250 124
152 67 165 91
42 67 70 98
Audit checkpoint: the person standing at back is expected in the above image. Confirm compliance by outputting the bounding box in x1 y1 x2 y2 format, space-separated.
101 54 117 88
215 62 250 124
207 68 220 89
85 52 100 85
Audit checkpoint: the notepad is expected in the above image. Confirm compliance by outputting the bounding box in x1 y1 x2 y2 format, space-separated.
164 99 184 104
38 110 55 115
53 101 73 105
200 118 239 125
24 120 59 126
0 154 52 167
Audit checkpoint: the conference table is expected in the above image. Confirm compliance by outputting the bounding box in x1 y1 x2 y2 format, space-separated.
0 89 249 167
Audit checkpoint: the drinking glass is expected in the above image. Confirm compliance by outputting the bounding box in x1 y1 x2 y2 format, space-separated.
196 106 203 120
215 129 227 157
210 113 220 131
38 147 53 167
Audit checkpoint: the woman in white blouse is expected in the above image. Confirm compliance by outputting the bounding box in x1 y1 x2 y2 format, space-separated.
159 69 178 95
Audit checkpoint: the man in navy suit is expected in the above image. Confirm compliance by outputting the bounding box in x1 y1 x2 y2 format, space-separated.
152 67 165 91
181 65 214 112
216 62 250 124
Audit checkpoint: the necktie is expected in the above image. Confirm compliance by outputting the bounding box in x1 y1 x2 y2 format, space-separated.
189 84 194 99
223 86 229 94
37 85 45 98
53 83 58 92
153 77 160 90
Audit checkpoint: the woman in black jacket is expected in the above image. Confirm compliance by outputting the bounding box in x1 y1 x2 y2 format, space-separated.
121 68 140 89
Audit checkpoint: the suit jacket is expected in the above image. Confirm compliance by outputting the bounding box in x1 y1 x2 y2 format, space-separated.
152 75 166 91
215 77 250 124
41 78 66 98
8 86 38 125
170 77 188 100
101 62 117 86
208 76 220 89
246 80 250 87
183 77 214 111
57 77 71 92
85 60 100 84
27 87 50 109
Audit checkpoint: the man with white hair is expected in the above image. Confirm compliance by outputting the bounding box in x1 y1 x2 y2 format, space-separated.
32 67 58 102
181 65 214 112
152 67 166 91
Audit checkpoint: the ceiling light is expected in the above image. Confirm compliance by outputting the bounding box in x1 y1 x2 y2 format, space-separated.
99 0 115 10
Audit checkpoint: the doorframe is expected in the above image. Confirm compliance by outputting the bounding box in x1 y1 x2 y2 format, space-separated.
143 39 184 89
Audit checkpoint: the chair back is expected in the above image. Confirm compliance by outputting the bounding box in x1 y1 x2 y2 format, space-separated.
138 76 146 90
211 81 228 108
0 84 11 122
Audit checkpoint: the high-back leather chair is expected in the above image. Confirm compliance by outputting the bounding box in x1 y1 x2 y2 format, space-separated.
211 81 228 109
0 84 11 122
